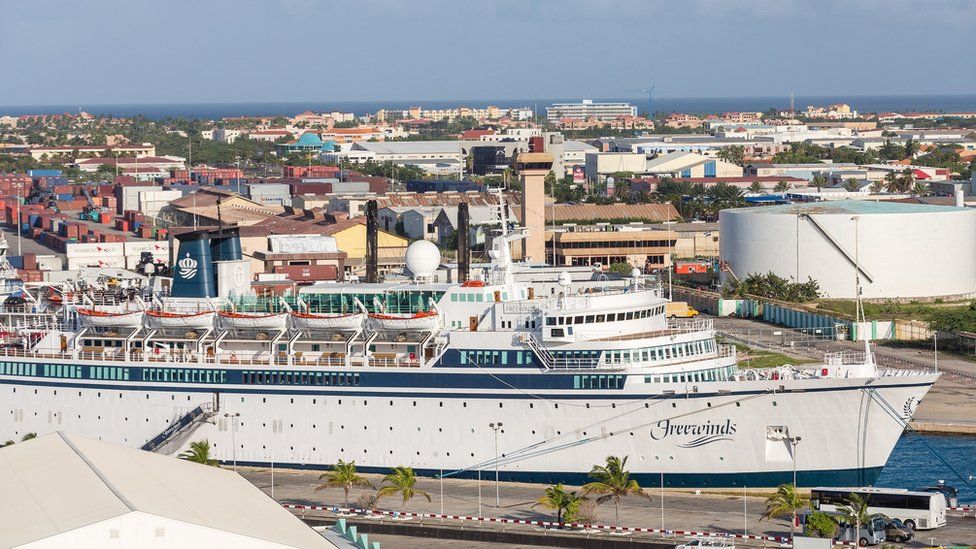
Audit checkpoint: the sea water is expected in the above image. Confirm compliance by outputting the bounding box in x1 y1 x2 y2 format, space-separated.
876 432 976 504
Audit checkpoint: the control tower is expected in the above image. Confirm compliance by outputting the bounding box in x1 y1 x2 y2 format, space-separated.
515 152 553 263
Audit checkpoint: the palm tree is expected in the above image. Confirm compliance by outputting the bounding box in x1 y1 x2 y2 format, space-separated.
843 177 861 193
761 483 806 540
869 181 885 194
903 139 919 160
582 455 649 527
898 168 915 194
178 440 219 467
911 181 929 197
20 433 36 441
811 173 827 192
884 171 899 193
773 180 792 193
376 466 431 513
315 460 374 508
533 483 582 525
837 493 871 544
748 181 766 194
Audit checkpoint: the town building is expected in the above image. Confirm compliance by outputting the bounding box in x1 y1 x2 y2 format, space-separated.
546 100 637 122
275 132 337 157
644 151 742 178
546 224 678 271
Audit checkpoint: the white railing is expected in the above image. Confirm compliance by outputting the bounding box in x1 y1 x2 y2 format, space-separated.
594 318 714 342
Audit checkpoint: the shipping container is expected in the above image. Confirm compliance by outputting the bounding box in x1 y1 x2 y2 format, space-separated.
273 264 339 282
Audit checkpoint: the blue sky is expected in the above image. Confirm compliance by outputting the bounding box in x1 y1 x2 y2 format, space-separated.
1 0 974 105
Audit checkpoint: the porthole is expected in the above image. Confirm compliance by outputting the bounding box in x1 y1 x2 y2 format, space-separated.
364 426 367 430
645 403 649 408
313 424 316 429
773 401 777 406
707 403 712 408
438 428 442 432
499 403 503 408
470 453 475 457
313 399 317 404
671 403 676 408
736 402 741 407
389 426 393 431
529 403 533 409
463 402 467 408
340 425 344 429
531 430 536 435
439 402 443 407
583 431 587 436
586 403 590 409
390 450 393 454
416 452 420 456
390 401 394 406
339 399 343 405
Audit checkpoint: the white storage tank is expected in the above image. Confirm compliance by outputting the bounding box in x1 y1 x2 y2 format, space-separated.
719 201 976 299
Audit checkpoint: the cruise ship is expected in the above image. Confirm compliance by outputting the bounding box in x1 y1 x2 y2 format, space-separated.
0 211 937 488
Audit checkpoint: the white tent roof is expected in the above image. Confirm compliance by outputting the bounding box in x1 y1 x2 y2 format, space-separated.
0 432 335 548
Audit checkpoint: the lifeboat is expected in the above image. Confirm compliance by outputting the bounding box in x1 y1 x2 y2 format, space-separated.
460 280 486 287
145 310 216 330
367 310 440 332
290 311 365 331
77 308 144 328
218 311 289 331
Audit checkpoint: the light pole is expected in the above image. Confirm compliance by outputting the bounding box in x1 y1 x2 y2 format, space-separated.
224 412 240 471
789 435 802 539
489 422 503 507
789 436 802 488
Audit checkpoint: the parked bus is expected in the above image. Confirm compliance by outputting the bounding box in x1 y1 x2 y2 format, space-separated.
810 487 946 531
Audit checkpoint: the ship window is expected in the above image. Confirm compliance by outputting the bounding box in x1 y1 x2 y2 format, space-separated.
551 328 564 337
585 315 594 323
546 317 556 326
575 316 584 324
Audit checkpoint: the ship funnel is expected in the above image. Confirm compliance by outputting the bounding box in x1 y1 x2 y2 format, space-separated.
171 230 217 298
365 200 379 283
457 202 470 283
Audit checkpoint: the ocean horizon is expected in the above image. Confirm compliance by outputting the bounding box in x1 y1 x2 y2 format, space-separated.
3 94 976 120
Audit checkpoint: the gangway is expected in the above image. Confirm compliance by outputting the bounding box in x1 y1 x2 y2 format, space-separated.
140 402 216 454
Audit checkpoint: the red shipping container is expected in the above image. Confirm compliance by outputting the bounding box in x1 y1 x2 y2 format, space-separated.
273 264 339 282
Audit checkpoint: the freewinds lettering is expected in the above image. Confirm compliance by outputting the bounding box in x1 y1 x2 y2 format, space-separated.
650 419 737 448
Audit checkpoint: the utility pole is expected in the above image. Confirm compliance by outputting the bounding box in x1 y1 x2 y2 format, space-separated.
224 412 240 471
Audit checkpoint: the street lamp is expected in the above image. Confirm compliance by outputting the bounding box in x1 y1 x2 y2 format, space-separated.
789 436 802 487
489 422 503 507
224 412 240 471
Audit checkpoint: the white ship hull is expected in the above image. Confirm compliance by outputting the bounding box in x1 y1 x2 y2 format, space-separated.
0 357 935 487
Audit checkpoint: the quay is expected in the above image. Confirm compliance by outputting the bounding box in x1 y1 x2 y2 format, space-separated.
240 467 976 548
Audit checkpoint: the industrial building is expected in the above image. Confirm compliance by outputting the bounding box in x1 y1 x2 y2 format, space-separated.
0 432 337 549
719 201 976 300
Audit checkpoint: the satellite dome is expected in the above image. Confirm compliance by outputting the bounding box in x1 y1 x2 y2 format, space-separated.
557 271 572 287
405 240 441 279
630 268 642 279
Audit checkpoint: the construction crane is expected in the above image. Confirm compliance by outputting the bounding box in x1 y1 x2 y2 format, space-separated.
629 86 655 117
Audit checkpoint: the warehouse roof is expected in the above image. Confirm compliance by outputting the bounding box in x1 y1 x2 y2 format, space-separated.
740 200 971 215
0 432 335 548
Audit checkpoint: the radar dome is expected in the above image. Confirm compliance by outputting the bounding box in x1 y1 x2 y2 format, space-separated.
405 240 441 279
557 271 572 287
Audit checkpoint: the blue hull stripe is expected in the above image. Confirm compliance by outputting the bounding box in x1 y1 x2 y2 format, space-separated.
233 460 885 488
0 376 933 399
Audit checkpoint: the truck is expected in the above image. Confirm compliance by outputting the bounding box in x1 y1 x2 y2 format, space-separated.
665 301 700 319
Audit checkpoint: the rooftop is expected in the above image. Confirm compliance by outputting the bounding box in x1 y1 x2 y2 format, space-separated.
736 200 971 215
0 432 334 548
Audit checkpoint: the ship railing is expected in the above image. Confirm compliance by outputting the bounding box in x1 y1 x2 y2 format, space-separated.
595 318 714 342
823 350 871 366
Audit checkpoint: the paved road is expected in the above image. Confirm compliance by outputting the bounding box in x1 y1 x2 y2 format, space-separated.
240 467 976 548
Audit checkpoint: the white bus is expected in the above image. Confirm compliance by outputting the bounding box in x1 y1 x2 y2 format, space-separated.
810 487 947 531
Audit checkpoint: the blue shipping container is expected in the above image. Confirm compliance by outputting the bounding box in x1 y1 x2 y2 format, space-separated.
7 256 23 269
